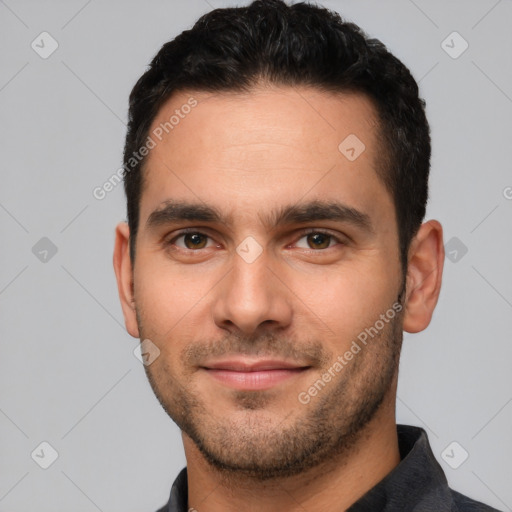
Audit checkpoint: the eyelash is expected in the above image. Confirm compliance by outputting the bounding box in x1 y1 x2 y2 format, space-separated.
165 228 345 252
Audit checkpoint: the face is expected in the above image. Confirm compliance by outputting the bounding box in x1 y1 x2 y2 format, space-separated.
123 85 407 479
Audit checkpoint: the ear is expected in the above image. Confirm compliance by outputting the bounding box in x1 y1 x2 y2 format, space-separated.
403 220 444 333
113 222 140 338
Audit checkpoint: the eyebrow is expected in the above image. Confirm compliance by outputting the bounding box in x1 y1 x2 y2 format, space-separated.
145 199 374 233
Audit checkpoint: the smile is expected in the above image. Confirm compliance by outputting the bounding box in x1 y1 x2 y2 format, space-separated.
201 358 311 390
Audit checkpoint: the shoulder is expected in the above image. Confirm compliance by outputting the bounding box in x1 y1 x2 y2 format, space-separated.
450 488 503 512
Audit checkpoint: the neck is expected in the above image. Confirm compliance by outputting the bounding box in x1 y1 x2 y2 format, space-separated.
183 389 400 512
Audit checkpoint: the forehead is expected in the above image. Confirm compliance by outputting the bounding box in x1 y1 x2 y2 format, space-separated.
138 85 392 229
147 85 380 165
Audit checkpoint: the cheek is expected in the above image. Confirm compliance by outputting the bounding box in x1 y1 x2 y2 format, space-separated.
290 263 397 345
133 258 218 371
134 257 209 331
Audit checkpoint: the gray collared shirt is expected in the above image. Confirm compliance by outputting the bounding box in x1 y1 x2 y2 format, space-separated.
156 424 501 511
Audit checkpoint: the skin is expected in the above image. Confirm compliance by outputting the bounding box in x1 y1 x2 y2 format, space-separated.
113 84 444 512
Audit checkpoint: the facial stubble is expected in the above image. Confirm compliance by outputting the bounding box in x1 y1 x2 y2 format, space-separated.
136 303 404 482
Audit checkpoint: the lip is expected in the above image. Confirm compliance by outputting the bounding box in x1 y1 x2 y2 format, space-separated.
203 358 308 372
201 358 311 390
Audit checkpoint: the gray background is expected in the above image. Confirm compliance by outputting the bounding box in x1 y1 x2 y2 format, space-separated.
1 0 511 511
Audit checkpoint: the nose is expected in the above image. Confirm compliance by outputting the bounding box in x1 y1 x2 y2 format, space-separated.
211 248 293 336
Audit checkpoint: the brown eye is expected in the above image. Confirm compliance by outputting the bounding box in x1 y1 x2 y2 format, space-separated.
182 233 208 249
294 231 340 250
169 232 212 250
306 232 331 249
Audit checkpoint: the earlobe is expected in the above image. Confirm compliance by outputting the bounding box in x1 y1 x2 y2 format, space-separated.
113 222 140 338
402 220 445 333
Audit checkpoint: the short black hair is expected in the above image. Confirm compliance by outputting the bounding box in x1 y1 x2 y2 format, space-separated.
123 0 430 273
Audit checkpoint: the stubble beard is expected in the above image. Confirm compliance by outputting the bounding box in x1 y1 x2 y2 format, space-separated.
138 303 404 482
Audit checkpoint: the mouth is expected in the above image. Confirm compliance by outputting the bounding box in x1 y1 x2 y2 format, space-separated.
200 358 312 391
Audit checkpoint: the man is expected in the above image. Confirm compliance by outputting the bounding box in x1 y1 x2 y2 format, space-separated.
113 1 500 510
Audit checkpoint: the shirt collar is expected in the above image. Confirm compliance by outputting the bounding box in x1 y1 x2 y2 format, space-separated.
347 424 454 511
162 424 452 512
